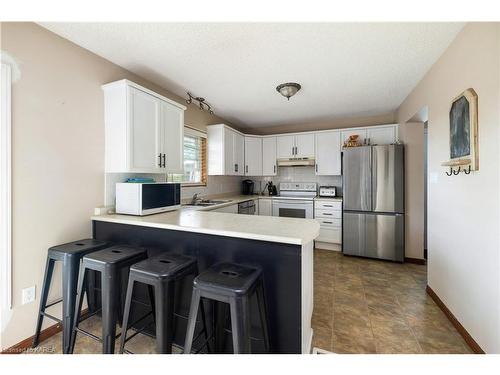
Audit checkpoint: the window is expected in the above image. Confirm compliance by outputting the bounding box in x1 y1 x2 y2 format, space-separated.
168 126 207 186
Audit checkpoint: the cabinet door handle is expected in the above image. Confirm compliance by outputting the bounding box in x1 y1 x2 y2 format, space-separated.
162 154 166 168
315 164 318 173
323 221 333 224
274 165 276 173
245 165 248 173
323 213 333 215
324 204 333 207
291 146 294 156
234 164 237 172
158 153 162 167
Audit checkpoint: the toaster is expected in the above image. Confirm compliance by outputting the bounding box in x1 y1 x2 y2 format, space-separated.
319 186 336 197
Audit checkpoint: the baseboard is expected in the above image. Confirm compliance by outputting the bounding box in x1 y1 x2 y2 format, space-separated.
314 241 341 251
426 285 484 354
1 308 89 354
405 257 426 265
1 322 62 354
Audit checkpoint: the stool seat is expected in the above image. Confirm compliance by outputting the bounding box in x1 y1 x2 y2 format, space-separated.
194 263 262 297
48 239 108 259
130 254 197 281
84 245 147 268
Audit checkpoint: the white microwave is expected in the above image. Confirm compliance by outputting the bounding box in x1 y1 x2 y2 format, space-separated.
115 182 181 216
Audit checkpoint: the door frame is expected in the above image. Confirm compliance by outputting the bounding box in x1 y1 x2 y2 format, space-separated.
1 62 12 315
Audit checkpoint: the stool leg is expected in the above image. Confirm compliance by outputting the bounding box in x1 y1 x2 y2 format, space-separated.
101 269 119 354
33 257 55 348
155 281 174 354
183 288 201 354
70 268 88 353
229 297 251 354
256 281 270 353
119 277 135 354
62 256 80 354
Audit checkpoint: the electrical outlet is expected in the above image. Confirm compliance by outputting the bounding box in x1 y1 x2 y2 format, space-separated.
22 286 36 305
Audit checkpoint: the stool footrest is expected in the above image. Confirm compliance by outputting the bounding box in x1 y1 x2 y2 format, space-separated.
45 298 63 308
74 327 103 343
40 312 63 324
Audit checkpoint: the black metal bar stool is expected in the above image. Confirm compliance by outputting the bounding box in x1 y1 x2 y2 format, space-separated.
33 239 109 354
70 245 147 354
119 254 210 354
184 262 270 354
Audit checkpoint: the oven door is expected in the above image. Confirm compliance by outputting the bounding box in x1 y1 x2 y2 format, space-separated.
272 199 313 219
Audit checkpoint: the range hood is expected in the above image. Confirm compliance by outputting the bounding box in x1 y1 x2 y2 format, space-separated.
277 157 316 167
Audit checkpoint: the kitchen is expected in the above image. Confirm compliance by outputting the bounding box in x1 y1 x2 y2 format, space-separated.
1 18 499 366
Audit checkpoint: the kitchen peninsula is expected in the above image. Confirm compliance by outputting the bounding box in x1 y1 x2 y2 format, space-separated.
91 209 319 353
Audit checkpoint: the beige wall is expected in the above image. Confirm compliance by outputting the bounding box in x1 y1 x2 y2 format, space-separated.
0 22 239 349
399 122 425 260
397 23 500 353
243 112 396 135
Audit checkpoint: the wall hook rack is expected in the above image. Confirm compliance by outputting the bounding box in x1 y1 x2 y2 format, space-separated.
463 165 471 174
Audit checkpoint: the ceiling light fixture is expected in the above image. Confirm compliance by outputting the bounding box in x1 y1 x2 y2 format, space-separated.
276 82 301 101
186 92 214 115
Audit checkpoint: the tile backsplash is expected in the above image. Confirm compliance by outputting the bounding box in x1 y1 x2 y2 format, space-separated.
104 173 243 206
252 166 342 195
104 166 340 207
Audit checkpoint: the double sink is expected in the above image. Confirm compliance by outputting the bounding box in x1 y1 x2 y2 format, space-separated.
184 199 233 207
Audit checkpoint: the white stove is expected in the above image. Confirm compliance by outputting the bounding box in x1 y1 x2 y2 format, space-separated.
272 182 317 219
278 182 317 199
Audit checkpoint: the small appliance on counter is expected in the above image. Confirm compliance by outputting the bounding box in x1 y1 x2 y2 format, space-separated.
242 179 255 195
115 182 181 216
267 181 278 196
319 186 337 198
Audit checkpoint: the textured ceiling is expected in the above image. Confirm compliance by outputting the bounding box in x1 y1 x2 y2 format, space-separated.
40 22 464 128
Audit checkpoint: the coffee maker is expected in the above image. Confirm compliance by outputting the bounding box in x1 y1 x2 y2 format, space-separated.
242 179 255 195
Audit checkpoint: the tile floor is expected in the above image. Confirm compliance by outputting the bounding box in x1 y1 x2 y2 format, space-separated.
312 249 472 354
29 249 472 354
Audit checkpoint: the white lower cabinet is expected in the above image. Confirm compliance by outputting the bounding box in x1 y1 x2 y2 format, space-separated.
258 198 272 216
314 199 342 248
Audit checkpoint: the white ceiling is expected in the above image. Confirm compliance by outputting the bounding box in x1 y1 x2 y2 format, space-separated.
40 22 464 128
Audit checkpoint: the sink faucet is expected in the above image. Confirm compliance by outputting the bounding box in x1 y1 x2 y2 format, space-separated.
191 193 200 205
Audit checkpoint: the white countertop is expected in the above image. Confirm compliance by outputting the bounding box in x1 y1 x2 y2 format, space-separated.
92 208 320 245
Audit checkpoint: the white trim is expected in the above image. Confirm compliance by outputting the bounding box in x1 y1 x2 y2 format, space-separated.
184 125 207 139
1 63 12 312
101 79 187 111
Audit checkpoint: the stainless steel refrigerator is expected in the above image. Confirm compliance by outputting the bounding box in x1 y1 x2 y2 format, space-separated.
342 144 405 262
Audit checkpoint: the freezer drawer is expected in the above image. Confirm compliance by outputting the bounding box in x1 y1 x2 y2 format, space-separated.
343 212 404 262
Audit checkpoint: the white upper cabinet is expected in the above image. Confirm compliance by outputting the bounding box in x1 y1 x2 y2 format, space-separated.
276 135 295 159
315 131 341 176
160 99 184 174
262 137 277 176
366 125 398 145
208 124 245 176
103 80 185 173
341 128 368 147
276 133 315 159
244 136 262 176
129 87 163 172
234 131 245 176
295 133 315 158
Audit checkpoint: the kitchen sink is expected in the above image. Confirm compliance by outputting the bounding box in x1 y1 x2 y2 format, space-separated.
184 199 233 207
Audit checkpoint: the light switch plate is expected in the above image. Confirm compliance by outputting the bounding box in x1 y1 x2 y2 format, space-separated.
22 286 36 305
